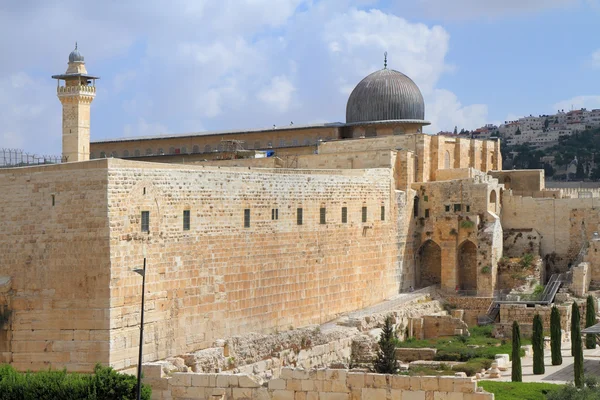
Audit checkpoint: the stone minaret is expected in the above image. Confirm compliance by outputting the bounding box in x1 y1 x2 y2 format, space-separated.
52 44 99 162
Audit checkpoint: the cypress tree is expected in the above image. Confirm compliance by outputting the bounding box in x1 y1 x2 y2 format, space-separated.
550 306 562 365
373 315 399 374
586 295 597 349
572 302 584 388
511 320 522 382
532 314 545 374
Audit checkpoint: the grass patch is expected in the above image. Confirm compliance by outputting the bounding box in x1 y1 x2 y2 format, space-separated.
398 325 528 363
478 381 562 400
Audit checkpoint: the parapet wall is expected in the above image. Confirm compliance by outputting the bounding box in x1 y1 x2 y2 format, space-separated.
143 366 492 400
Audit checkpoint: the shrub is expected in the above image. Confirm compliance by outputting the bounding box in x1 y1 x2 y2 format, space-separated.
532 314 545 375
547 377 600 400
479 381 562 400
572 302 584 388
480 265 491 275
460 220 475 229
373 315 399 374
520 253 535 268
511 321 522 382
586 295 597 350
0 364 151 400
550 306 562 366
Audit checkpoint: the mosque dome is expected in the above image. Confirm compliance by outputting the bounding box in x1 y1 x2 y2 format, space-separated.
68 43 84 63
346 68 425 124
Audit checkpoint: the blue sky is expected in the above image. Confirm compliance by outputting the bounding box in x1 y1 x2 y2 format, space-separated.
0 0 598 155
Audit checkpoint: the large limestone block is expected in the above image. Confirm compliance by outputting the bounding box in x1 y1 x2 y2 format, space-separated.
401 390 426 400
361 388 386 400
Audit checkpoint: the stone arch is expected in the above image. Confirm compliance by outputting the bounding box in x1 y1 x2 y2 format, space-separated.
489 190 497 213
444 150 451 169
123 150 130 157
192 145 200 153
503 176 511 190
457 240 478 291
416 240 442 288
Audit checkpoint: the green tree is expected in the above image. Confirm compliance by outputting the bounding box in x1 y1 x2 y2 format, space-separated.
550 306 563 365
373 315 399 374
586 295 597 349
576 162 585 180
511 321 522 382
572 302 584 388
532 314 545 374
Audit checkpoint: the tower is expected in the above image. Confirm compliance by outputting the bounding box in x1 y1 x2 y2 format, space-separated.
52 44 99 162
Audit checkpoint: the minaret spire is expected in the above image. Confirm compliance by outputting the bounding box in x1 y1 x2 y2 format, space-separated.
384 51 387 69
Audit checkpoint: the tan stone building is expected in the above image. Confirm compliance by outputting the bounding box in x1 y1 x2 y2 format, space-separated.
3 45 589 374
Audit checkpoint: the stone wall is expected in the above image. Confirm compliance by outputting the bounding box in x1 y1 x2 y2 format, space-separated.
445 297 493 327
571 262 591 297
503 229 541 258
488 169 544 192
411 315 469 339
143 366 493 400
106 159 403 371
0 161 111 372
498 303 576 338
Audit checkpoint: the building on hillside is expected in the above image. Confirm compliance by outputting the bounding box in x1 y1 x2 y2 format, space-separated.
2 45 598 376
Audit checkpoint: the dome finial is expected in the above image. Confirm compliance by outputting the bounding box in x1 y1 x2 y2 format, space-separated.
75 41 78 50
384 52 387 69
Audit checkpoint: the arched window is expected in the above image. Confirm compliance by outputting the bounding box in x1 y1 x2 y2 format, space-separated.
192 145 200 153
204 144 212 153
181 146 187 154
304 138 311 146
100 152 106 158
90 153 96 159
444 150 450 169
157 148 164 155
169 147 175 154
134 149 141 157
123 150 130 157
145 148 152 155
489 190 497 213
254 141 261 149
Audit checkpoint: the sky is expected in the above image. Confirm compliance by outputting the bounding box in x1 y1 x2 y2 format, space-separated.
0 0 598 155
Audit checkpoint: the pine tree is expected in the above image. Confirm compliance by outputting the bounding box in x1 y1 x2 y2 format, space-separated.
532 314 545 374
550 306 562 365
373 315 398 374
572 302 584 388
586 295 597 349
511 320 522 382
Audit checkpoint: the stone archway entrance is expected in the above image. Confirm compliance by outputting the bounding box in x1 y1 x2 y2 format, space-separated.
458 240 478 291
417 240 442 288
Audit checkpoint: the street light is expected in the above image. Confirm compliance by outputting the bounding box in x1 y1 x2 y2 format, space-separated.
133 258 146 400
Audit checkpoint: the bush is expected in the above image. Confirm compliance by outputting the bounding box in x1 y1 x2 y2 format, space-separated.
550 306 562 366
511 321 522 382
586 295 597 350
479 381 561 400
532 314 545 375
547 377 600 400
0 364 151 400
453 358 493 377
373 315 399 374
572 302 584 388
520 253 535 268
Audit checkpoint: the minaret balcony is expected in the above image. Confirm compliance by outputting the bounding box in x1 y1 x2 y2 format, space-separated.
57 85 96 96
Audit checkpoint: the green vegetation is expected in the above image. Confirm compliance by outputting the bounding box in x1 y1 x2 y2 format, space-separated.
460 220 475 229
532 314 545 375
512 321 522 382
0 364 151 400
478 381 561 400
404 358 492 377
550 306 563 366
586 295 597 350
398 324 524 364
373 315 399 374
572 302 584 388
520 253 535 268
547 377 600 400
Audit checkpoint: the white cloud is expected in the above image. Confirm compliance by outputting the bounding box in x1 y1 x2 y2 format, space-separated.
553 96 600 111
123 118 169 138
258 76 296 112
426 89 488 134
416 0 580 20
591 49 600 69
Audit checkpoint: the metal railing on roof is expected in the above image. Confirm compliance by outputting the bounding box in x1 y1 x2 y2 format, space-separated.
0 148 64 168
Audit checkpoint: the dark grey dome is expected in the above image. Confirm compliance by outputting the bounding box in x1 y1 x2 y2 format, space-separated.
346 68 425 124
69 43 84 63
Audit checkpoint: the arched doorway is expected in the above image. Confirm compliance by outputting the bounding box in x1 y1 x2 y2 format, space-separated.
444 150 450 169
457 240 478 291
489 190 497 213
417 240 442 288
503 176 512 190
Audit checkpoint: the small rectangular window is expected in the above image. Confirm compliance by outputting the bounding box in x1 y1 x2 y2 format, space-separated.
51 194 55 206
381 206 385 221
297 208 303 225
141 211 150 232
183 210 190 231
425 209 430 218
362 206 367 223
466 205 471 212
454 204 462 212
445 205 450 212
341 207 348 223
320 207 326 224
271 208 279 220
244 209 250 228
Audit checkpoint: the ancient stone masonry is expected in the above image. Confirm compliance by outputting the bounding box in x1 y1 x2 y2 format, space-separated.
143 366 493 400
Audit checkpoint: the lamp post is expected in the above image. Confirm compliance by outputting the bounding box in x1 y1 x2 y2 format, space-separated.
134 258 146 400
